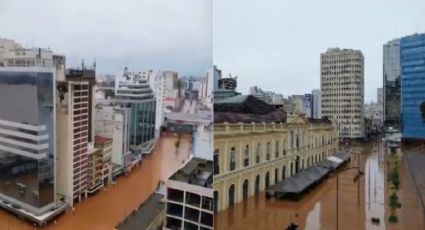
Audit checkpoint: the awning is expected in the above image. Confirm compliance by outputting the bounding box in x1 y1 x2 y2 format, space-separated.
270 165 330 195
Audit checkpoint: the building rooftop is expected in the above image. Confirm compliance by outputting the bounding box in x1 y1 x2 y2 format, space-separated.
115 193 165 230
214 94 275 115
170 157 213 189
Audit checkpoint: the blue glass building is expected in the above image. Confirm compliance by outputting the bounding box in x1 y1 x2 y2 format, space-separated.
401 33 425 139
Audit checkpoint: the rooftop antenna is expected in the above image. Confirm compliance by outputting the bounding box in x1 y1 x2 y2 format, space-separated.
93 58 96 70
81 59 85 70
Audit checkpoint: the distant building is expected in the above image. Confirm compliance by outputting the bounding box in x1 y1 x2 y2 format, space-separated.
312 89 322 119
364 102 384 131
164 157 213 230
383 39 401 129
321 48 365 138
114 69 157 155
288 95 305 114
249 86 272 103
377 87 383 105
211 65 222 91
401 33 425 140
0 38 22 66
303 94 313 118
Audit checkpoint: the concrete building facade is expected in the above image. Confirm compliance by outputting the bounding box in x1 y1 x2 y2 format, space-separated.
321 48 365 138
56 69 97 206
213 114 338 212
164 158 213 230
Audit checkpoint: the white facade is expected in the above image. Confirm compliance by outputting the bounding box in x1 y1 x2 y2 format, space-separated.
0 38 22 66
321 48 365 138
312 89 322 119
95 104 131 174
56 80 92 206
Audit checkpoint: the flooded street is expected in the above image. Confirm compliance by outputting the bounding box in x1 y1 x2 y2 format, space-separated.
215 140 425 230
0 133 192 230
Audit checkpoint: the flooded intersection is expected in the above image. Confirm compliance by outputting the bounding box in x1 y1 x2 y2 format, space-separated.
215 140 424 230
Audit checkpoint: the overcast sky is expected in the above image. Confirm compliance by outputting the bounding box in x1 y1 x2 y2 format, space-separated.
214 0 425 103
0 0 212 76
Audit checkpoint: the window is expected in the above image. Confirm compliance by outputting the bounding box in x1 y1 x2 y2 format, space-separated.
275 141 279 158
230 147 236 171
243 145 249 167
213 149 219 175
256 143 260 163
266 142 271 161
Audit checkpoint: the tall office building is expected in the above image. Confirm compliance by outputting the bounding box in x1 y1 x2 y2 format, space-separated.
377 87 383 105
303 94 313 118
164 157 213 230
56 67 96 206
0 67 66 224
400 33 425 140
114 69 157 155
321 48 365 138
312 89 322 119
383 39 401 129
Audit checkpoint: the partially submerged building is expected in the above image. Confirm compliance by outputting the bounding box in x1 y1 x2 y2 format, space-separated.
213 95 338 212
164 157 213 230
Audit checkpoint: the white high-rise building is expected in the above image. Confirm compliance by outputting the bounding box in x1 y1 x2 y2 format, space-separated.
312 89 322 119
321 48 365 138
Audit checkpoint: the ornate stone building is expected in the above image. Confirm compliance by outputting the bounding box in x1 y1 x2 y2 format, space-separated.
213 95 338 212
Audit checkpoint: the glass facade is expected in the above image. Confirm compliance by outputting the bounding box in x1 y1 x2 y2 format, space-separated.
401 33 425 139
383 39 401 129
0 70 55 212
129 100 156 147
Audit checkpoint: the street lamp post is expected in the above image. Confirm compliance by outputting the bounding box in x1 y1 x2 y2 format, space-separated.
335 166 364 230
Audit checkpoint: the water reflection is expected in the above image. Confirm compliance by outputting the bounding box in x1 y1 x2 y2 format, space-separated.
215 140 423 230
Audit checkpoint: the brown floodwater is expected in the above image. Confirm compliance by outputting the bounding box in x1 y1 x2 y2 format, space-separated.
0 133 192 230
214 140 425 230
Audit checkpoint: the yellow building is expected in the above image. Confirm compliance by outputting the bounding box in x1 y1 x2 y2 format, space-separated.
87 136 113 194
213 95 338 212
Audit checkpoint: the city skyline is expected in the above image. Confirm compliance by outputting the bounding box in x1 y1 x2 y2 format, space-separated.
214 0 425 103
0 0 212 76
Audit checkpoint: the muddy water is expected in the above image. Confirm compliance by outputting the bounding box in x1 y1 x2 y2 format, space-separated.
215 140 424 230
0 133 192 230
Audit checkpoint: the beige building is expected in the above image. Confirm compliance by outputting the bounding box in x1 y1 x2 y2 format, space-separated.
56 68 96 206
213 95 338 212
321 48 365 138
87 136 113 193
